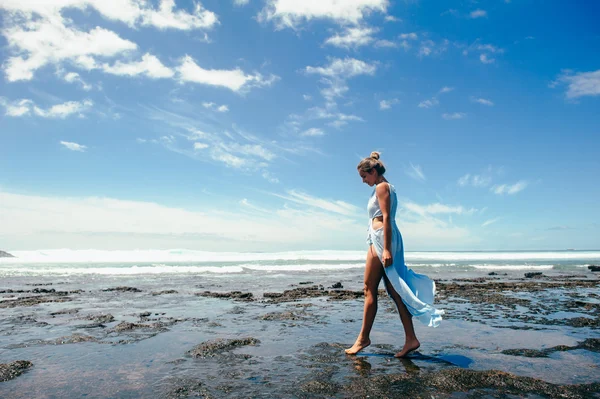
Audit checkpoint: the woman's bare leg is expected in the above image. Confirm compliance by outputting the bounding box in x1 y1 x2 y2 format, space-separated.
382 273 421 357
345 246 384 355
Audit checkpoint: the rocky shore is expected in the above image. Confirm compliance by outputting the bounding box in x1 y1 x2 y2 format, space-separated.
1 272 598 398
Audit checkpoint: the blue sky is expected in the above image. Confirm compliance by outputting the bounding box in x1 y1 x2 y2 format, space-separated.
1 0 599 252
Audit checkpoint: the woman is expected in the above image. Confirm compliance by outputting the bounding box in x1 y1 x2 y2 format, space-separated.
346 152 443 358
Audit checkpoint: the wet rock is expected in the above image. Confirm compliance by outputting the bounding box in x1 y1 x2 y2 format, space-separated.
52 334 99 345
139 311 152 318
165 378 213 399
503 338 600 358
588 265 600 272
0 360 32 382
102 286 142 292
328 290 365 301
151 290 178 295
0 250 14 258
329 282 343 289
566 316 600 328
260 311 306 321
502 348 549 357
85 313 115 323
187 338 260 358
525 272 543 278
112 322 149 332
298 281 314 285
0 295 72 308
488 272 507 276
32 288 56 293
73 322 106 329
196 291 254 302
50 308 80 316
579 338 600 352
301 379 341 395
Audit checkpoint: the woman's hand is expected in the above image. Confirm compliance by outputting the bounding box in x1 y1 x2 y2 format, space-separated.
382 249 393 267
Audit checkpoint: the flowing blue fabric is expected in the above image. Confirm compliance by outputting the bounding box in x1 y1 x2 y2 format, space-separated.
367 183 444 327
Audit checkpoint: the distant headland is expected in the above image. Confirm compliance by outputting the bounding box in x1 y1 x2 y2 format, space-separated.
0 250 15 258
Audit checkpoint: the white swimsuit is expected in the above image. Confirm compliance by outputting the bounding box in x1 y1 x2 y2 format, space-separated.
367 183 444 327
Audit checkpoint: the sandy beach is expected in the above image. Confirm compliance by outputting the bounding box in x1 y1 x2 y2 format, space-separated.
1 250 599 398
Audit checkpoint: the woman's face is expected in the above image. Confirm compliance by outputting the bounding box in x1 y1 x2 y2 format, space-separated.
359 169 377 186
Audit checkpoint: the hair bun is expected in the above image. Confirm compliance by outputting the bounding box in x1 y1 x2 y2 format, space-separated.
370 151 380 160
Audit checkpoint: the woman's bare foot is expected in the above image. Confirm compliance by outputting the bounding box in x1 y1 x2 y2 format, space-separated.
345 338 371 355
394 338 420 358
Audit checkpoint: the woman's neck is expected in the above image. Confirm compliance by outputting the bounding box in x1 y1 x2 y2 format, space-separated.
375 177 387 185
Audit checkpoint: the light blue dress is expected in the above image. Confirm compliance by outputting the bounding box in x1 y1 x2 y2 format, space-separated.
367 183 444 327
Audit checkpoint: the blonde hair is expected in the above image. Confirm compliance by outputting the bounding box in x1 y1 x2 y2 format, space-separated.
357 151 386 175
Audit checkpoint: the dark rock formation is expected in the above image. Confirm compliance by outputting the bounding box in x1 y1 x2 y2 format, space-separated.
196 291 254 301
588 265 600 272
0 360 32 382
524 272 543 278
151 290 178 295
0 250 14 258
186 338 260 358
102 286 142 292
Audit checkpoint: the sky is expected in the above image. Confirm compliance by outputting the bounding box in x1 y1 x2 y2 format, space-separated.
1 0 599 252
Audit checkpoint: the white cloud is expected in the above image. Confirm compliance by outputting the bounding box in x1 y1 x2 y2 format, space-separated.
234 0 251 6
2 98 93 119
62 72 93 91
374 39 396 48
480 54 495 64
442 112 466 120
457 173 492 187
3 20 137 81
259 0 389 29
274 190 361 217
177 55 279 92
402 201 477 216
379 98 399 110
418 87 452 108
462 42 504 65
201 102 230 112
60 141 87 152
399 32 418 40
1 98 34 116
482 217 500 227
406 163 426 181
555 69 600 99
0 191 365 251
261 171 279 184
303 94 312 101
140 0 218 30
301 128 325 137
384 15 400 22
491 180 528 195
418 99 439 108
324 26 376 49
473 97 494 106
469 9 487 18
305 57 377 79
0 0 219 31
194 142 209 150
417 39 449 58
102 53 174 78
34 100 93 119
0 1 219 81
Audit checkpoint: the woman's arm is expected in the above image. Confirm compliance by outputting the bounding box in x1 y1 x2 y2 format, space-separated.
376 183 393 267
